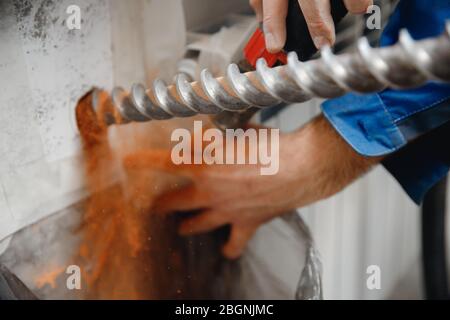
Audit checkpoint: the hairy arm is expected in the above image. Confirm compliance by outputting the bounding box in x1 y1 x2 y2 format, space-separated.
288 115 381 207
125 115 382 258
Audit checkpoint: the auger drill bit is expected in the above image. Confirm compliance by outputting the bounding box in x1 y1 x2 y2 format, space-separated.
90 24 450 128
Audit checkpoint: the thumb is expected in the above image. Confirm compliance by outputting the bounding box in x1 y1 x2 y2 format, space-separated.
222 224 257 260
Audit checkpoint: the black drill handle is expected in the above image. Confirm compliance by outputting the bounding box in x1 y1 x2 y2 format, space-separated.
284 0 348 61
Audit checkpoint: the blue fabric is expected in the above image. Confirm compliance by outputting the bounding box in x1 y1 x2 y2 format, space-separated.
383 121 450 202
321 0 450 204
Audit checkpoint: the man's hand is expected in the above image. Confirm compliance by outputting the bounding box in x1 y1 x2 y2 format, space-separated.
250 0 372 52
124 116 380 259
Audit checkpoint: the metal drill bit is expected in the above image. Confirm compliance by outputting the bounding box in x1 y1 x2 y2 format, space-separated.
93 23 450 125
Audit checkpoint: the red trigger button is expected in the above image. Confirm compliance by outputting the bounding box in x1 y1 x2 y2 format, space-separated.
243 28 288 69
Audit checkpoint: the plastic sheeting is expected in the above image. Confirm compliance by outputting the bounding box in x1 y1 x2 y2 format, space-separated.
0 206 322 300
223 212 322 300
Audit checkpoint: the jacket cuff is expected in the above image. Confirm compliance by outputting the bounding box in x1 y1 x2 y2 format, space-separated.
321 92 406 157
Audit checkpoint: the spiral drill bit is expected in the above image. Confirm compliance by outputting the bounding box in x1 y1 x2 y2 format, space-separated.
92 24 450 126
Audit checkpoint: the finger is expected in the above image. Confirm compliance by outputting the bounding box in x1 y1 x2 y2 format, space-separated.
123 149 200 178
262 0 289 53
153 185 209 214
222 225 257 260
179 210 231 236
343 0 372 14
250 0 263 22
298 0 335 49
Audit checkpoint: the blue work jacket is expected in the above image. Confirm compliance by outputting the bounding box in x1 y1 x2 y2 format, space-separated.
322 0 450 203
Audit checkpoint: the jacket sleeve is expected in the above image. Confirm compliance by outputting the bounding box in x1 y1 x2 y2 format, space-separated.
321 0 450 203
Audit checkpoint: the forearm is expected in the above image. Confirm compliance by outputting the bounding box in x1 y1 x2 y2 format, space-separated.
288 115 382 208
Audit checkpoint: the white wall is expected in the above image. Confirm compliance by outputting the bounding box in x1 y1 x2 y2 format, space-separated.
0 0 113 242
0 0 187 244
